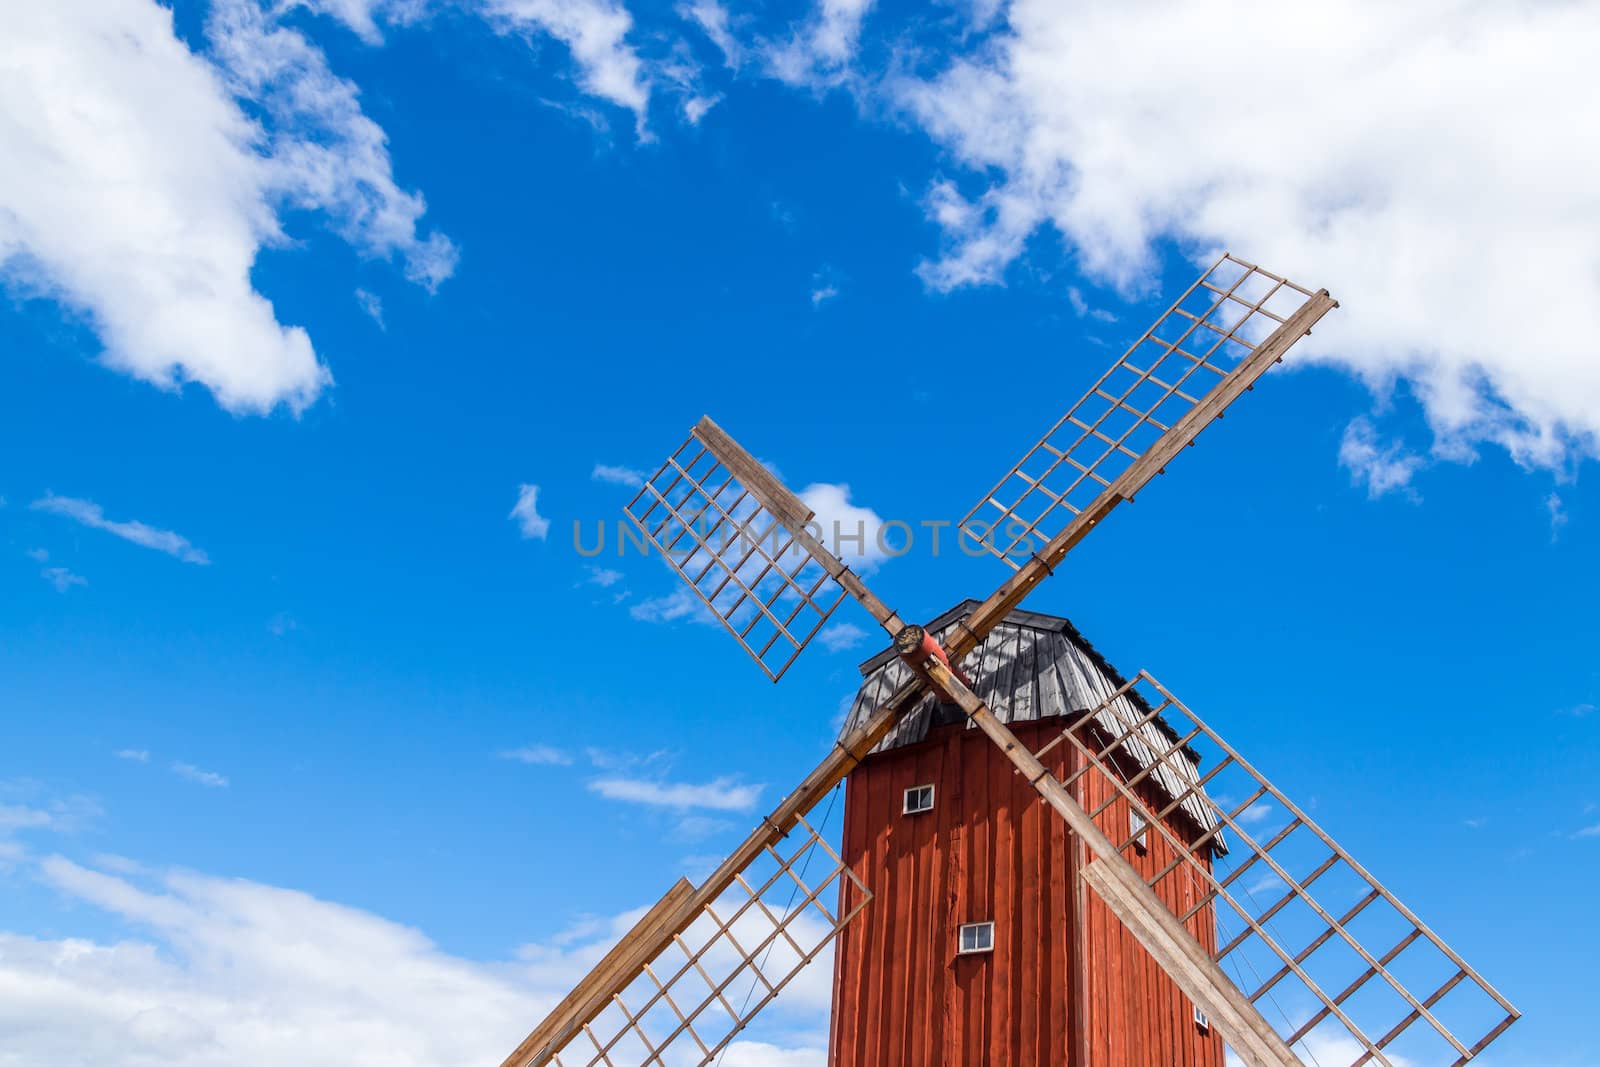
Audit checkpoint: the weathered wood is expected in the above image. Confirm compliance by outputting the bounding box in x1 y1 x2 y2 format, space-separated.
955 289 1338 663
918 657 1300 1067
500 877 695 1067
692 416 815 533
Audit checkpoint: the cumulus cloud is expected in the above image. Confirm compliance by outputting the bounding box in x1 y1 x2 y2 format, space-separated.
0 0 454 414
798 482 890 571
3 852 828 1066
31 494 210 565
0 0 325 412
588 775 764 812
509 484 551 540
889 0 1600 481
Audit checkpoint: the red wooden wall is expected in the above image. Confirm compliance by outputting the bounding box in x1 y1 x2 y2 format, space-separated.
828 715 1224 1067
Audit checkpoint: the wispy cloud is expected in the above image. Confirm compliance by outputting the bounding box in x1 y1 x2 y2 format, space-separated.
355 287 384 329
32 494 209 565
40 566 87 592
116 749 150 763
1066 286 1117 323
1574 823 1600 839
499 745 573 767
810 267 840 307
171 762 228 789
1338 419 1424 501
630 586 716 626
592 463 647 489
1559 702 1596 718
588 776 763 812
1547 491 1569 541
586 566 624 588
509 484 550 540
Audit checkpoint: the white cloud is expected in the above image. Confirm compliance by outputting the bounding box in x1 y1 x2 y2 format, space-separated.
25 547 49 562
499 745 573 766
766 0 875 86
205 0 458 291
117 749 151 763
485 0 653 127
586 565 624 587
4 852 828 1067
630 585 717 625
509 484 551 540
0 0 454 414
1338 419 1424 501
31 494 210 565
894 0 1600 480
1575 823 1600 839
682 0 744 68
798 482 890 571
40 566 88 593
1546 491 1568 541
810 268 840 307
0 806 55 834
355 287 385 328
592 463 648 488
589 775 763 812
0 0 326 413
171 763 229 789
818 622 867 653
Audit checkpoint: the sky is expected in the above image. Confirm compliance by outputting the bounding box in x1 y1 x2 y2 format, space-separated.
1 0 1597 1064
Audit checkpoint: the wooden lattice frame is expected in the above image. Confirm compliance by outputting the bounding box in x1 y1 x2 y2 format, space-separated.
1034 673 1519 1066
625 430 850 680
961 254 1319 567
542 810 869 1067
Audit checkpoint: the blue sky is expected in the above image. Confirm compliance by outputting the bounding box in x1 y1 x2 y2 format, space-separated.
2 1 1597 1064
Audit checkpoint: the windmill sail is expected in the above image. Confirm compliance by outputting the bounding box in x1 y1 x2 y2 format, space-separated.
1048 671 1519 1065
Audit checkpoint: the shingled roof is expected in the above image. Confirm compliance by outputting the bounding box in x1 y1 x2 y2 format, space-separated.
838 600 1221 844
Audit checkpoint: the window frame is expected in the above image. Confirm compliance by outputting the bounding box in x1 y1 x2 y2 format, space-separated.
902 783 936 815
1193 1004 1210 1032
1129 808 1150 855
957 921 995 955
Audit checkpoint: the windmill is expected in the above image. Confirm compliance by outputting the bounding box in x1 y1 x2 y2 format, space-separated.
503 255 1519 1066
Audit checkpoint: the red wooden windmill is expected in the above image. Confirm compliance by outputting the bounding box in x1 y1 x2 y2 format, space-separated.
502 256 1519 1066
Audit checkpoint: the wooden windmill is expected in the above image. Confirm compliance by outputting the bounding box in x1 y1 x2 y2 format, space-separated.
502 255 1519 1066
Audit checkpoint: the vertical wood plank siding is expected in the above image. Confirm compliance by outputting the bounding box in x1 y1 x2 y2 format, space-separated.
830 717 1223 1067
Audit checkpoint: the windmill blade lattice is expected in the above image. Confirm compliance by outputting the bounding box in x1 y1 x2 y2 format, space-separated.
962 254 1325 568
623 418 898 681
506 801 868 1067
1043 672 1518 1066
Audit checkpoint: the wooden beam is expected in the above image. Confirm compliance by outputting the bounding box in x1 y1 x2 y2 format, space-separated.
693 414 904 635
919 657 1302 1067
505 675 929 1067
501 878 695 1067
953 289 1338 662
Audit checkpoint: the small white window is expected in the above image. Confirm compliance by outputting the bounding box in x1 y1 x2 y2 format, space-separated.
957 921 994 955
1129 810 1149 854
903 784 935 814
1192 1004 1210 1032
